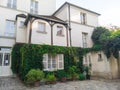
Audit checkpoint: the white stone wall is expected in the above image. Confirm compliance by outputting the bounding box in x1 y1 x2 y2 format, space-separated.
0 0 56 15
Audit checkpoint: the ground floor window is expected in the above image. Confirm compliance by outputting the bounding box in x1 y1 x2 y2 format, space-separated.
0 48 11 66
43 54 64 71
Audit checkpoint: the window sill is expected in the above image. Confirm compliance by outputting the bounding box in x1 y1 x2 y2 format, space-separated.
36 31 47 34
0 36 15 39
56 34 65 37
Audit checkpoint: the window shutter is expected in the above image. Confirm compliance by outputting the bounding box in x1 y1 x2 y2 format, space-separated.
43 54 48 71
58 54 64 69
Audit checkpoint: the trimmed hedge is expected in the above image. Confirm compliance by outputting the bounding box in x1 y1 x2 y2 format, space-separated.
11 44 84 81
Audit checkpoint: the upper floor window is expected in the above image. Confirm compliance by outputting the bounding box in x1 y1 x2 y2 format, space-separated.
5 20 15 37
7 0 17 9
37 22 46 33
80 13 87 24
82 32 88 48
57 26 64 36
30 0 38 14
43 54 64 71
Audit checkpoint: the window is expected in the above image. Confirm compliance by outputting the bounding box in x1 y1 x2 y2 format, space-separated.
5 20 15 37
7 0 17 9
57 26 64 36
19 21 24 28
82 33 88 48
43 54 64 71
98 54 102 61
30 0 38 14
80 13 86 24
37 22 46 33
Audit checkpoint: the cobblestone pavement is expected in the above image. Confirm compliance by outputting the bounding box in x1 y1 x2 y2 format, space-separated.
0 77 120 90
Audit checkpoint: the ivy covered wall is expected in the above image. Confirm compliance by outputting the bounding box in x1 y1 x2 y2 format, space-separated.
12 43 86 80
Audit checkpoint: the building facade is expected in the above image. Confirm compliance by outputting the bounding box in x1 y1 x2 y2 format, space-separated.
1 0 117 79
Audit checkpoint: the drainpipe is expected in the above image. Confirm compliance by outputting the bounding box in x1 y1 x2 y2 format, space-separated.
68 4 72 46
49 21 55 45
28 18 36 44
65 25 69 47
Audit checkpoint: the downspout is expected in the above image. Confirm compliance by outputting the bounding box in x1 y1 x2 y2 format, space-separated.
49 21 55 45
68 4 72 46
65 25 69 47
28 19 32 44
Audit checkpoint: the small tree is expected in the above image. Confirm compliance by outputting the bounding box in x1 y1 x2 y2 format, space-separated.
91 27 110 44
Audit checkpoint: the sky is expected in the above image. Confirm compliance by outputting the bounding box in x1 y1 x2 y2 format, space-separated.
56 0 120 27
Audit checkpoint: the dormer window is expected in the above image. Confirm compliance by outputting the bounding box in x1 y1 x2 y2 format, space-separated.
80 13 87 24
30 0 38 14
7 0 17 9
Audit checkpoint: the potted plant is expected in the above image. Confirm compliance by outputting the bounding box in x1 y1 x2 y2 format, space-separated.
79 73 85 80
26 69 44 87
68 66 79 80
45 73 56 84
56 70 67 82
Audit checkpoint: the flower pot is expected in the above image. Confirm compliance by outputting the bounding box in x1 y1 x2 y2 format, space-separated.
50 80 56 84
61 77 66 82
34 81 40 87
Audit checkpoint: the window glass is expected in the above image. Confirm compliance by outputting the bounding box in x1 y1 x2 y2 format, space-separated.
43 54 64 71
30 0 38 14
37 22 45 32
4 53 10 66
82 33 88 48
7 0 17 9
80 13 86 24
57 26 63 36
19 21 24 28
5 20 15 37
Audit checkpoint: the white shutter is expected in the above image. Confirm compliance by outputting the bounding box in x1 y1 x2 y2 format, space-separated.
43 54 48 71
58 54 64 69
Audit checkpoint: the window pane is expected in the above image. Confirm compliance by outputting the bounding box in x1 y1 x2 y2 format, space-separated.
7 0 12 7
13 0 17 8
57 26 63 35
0 53 3 66
5 20 15 37
38 22 45 32
4 53 10 66
52 56 57 69
30 0 38 14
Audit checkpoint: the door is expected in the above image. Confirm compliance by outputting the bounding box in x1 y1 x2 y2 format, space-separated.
0 48 12 76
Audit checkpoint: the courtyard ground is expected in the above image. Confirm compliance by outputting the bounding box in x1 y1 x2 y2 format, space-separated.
0 77 120 90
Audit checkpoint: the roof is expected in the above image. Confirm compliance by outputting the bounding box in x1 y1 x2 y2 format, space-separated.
16 14 27 20
24 14 67 25
53 2 101 16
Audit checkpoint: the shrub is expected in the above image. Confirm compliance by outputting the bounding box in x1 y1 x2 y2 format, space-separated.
79 73 85 80
46 73 56 82
26 69 44 83
56 70 67 80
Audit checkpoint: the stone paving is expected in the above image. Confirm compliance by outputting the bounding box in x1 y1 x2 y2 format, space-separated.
0 77 120 90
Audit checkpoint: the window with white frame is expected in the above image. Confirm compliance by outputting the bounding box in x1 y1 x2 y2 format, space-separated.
82 33 88 48
7 0 17 9
30 0 38 14
57 26 64 36
80 13 86 24
43 54 64 71
5 20 15 37
37 22 46 33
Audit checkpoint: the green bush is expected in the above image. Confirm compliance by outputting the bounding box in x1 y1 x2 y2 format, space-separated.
26 69 44 83
56 70 67 80
46 73 56 82
79 73 85 80
11 44 83 81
